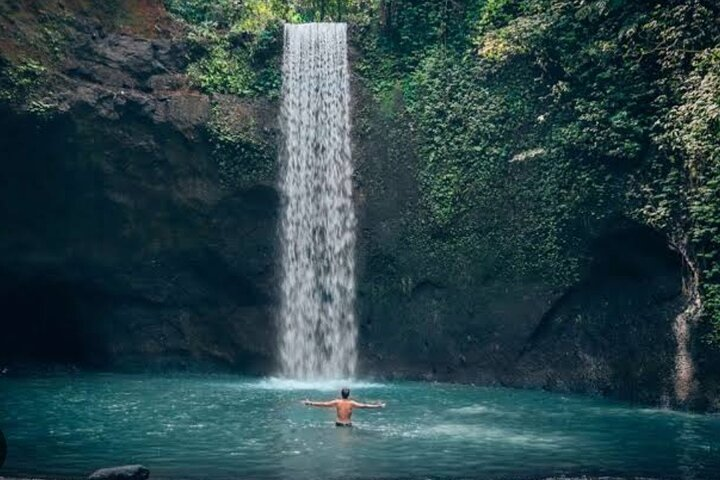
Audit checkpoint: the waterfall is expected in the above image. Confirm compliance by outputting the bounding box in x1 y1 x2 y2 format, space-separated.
276 23 357 380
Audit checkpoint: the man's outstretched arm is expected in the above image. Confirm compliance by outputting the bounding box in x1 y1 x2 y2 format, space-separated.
351 400 386 409
302 399 337 407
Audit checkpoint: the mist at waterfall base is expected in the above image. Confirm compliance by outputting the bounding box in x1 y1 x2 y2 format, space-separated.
2 374 720 480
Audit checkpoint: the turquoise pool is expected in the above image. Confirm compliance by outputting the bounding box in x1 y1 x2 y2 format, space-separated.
1 374 719 479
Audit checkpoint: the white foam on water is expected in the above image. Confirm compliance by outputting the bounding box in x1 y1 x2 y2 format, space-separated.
362 422 572 449
447 404 494 415
252 377 385 391
421 424 571 448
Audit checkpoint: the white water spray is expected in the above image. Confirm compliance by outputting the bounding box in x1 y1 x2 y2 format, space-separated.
277 23 357 380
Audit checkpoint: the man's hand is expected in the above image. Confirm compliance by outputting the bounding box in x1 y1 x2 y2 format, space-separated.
302 399 312 406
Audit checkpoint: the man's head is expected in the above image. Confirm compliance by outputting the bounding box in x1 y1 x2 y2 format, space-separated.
341 387 350 399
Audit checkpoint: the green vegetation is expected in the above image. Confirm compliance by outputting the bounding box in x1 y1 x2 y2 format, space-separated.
163 0 369 191
164 0 364 97
352 0 720 340
0 58 57 118
0 59 45 101
207 99 276 188
165 0 286 97
353 0 616 288
639 44 720 342
165 0 720 341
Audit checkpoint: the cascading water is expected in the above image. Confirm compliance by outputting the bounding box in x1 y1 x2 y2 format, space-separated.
277 23 357 380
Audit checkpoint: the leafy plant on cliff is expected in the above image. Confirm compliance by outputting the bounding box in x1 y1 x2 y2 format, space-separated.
165 0 287 97
207 100 276 189
165 0 365 98
637 45 720 342
0 58 58 118
166 0 720 342
0 59 44 100
355 0 720 343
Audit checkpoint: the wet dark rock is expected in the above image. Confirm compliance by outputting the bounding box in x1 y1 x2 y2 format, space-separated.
350 68 710 408
0 4 278 373
510 224 684 403
88 465 149 480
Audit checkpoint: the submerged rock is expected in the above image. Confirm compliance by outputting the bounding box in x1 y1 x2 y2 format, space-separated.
88 465 149 480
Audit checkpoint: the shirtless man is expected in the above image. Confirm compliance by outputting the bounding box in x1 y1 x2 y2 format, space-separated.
302 387 385 426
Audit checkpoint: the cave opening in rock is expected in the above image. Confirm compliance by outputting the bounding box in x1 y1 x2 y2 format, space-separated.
0 271 104 366
586 221 684 283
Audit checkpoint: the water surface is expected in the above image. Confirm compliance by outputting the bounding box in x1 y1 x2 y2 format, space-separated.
1 374 719 479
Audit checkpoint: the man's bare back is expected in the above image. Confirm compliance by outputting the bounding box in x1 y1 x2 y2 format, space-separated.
302 387 386 426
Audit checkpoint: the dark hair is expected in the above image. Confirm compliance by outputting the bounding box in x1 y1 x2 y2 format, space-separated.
341 387 350 399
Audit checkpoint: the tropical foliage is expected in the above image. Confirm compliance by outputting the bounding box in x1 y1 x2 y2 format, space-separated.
165 0 720 342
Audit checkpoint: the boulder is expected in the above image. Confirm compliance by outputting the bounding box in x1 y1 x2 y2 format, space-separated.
88 465 150 480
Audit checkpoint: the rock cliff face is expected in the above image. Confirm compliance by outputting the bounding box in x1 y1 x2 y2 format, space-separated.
1 1 717 409
351 87 698 407
0 0 279 372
